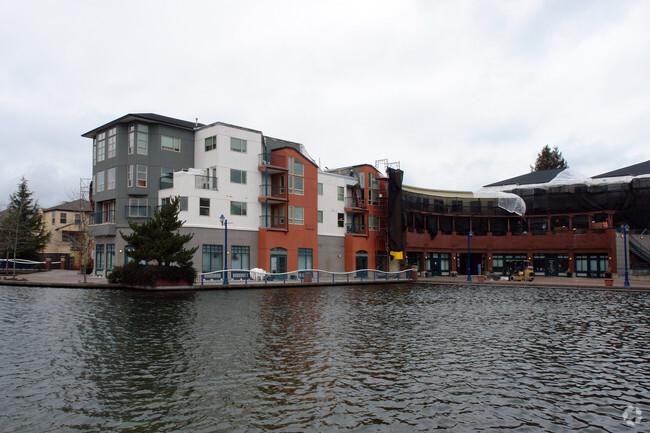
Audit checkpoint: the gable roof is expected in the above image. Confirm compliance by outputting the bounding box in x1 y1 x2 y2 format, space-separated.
483 168 567 188
592 160 650 178
82 113 203 138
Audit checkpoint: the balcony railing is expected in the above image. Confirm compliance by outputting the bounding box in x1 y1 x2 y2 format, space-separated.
260 215 287 230
346 223 367 235
258 152 288 169
124 205 151 218
259 184 287 201
195 175 218 191
90 210 115 225
345 196 366 209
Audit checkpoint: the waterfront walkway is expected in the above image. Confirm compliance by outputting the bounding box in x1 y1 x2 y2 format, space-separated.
2 269 650 291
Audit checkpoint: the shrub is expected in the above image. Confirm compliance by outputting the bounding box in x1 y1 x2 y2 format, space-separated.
107 262 196 286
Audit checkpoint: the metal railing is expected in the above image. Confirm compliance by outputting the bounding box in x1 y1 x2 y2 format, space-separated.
195 175 218 191
90 210 115 225
198 268 413 286
345 196 366 208
259 215 287 230
258 152 287 169
259 184 287 200
346 223 367 235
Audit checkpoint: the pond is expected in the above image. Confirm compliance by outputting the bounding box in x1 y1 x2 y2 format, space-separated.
0 284 648 432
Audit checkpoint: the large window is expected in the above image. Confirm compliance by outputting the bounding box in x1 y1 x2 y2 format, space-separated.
107 128 116 158
200 198 210 216
128 198 148 217
230 137 247 153
137 124 148 155
107 167 116 190
205 136 216 151
298 248 313 270
96 170 105 192
231 201 247 216
60 213 67 224
96 132 105 162
289 206 304 225
161 135 181 152
231 246 250 270
288 157 304 195
202 244 223 273
230 169 247 184
136 165 147 187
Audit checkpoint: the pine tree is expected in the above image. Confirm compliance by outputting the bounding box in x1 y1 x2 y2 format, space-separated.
120 196 197 267
1 178 50 265
531 145 568 171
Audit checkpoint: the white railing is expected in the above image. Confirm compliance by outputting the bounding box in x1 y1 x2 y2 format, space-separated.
197 268 413 286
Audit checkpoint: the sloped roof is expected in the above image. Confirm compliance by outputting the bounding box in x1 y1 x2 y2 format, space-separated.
593 160 650 178
483 168 567 188
82 113 202 137
43 199 92 213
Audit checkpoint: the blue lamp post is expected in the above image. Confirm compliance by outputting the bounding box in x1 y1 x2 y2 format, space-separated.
220 214 229 285
624 224 630 287
467 230 473 282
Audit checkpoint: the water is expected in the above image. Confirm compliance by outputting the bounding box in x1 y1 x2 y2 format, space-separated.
0 284 648 432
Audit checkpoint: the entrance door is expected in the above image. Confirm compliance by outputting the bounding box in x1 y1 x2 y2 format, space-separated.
270 247 287 274
546 256 559 276
355 251 368 278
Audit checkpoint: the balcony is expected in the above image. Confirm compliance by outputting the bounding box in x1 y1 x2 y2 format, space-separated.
346 222 367 236
260 215 288 231
259 184 287 202
345 196 367 211
258 153 288 172
90 210 115 225
195 175 218 191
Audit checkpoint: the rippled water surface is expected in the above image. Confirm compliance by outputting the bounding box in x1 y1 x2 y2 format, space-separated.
0 284 648 432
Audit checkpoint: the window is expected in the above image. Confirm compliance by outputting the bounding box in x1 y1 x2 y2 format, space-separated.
289 206 304 225
318 183 323 195
230 169 247 184
107 167 116 190
128 198 148 217
200 198 210 216
369 215 380 231
137 124 148 155
96 132 105 162
202 244 223 273
96 170 105 192
317 211 323 223
337 186 344 201
338 213 344 227
179 196 188 211
298 248 313 270
128 125 135 154
288 157 304 195
161 167 173 187
231 201 247 216
231 246 250 270
60 213 67 224
95 245 104 271
93 139 97 165
106 244 115 271
52 213 55 224
230 137 247 152
369 173 379 189
161 135 181 152
137 165 147 187
205 136 216 151
107 128 116 158
75 214 81 224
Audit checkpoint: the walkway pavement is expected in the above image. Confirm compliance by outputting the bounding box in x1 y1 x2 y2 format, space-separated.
2 269 650 291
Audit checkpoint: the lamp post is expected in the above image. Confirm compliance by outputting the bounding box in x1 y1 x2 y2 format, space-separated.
220 214 229 285
624 224 630 287
467 230 473 282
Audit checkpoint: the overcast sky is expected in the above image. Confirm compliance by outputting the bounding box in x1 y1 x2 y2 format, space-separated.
1 0 649 208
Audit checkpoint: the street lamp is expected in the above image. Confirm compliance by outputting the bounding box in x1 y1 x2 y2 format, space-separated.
624 224 630 287
467 230 473 282
220 214 229 285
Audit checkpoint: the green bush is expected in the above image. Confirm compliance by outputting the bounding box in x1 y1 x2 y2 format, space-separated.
107 262 196 286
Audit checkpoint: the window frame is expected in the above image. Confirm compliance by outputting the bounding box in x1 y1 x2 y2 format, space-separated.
230 137 247 153
230 201 247 216
161 135 181 152
205 136 217 152
230 168 247 184
199 198 210 216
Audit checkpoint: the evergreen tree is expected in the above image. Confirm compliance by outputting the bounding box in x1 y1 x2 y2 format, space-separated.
531 145 568 171
1 178 50 263
120 196 197 267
